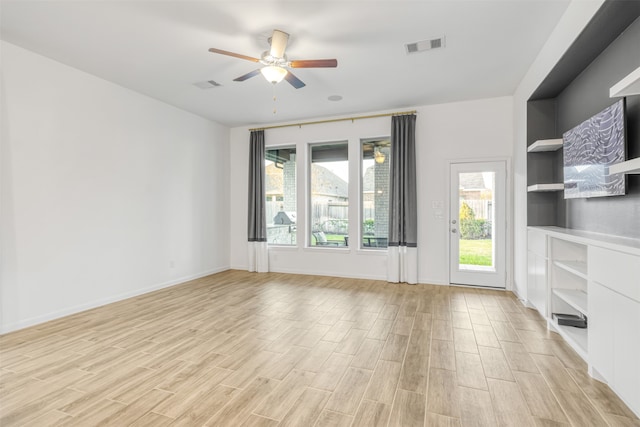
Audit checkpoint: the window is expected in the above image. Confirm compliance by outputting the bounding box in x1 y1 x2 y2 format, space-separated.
310 142 349 247
361 138 390 249
265 147 296 245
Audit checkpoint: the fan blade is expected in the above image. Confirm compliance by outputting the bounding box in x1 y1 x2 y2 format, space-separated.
290 59 338 68
209 48 260 63
234 69 262 82
270 29 289 58
284 71 306 89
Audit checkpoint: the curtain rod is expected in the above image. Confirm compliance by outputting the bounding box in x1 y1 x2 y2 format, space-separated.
248 110 417 132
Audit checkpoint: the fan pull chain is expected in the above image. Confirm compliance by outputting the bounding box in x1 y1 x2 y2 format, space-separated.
272 83 277 114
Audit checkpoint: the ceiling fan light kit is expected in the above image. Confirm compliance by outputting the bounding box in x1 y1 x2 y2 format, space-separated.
209 29 338 89
261 66 288 84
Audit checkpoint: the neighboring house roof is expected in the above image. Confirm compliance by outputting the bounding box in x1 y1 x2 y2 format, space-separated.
311 164 348 198
266 163 348 198
459 172 488 191
265 163 283 196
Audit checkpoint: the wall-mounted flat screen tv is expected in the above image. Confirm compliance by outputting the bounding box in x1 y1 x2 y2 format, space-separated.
563 99 626 199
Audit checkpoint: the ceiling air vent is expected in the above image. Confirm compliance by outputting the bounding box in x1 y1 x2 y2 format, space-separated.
405 36 445 54
193 80 222 89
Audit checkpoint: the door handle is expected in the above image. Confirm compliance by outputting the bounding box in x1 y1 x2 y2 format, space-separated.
451 228 457 233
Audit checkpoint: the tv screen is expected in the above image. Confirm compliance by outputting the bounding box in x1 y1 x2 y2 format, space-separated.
563 99 626 199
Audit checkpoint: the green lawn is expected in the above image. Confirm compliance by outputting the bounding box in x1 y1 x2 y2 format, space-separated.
459 239 493 266
311 235 493 264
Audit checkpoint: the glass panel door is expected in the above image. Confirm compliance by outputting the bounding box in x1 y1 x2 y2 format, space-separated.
450 161 506 288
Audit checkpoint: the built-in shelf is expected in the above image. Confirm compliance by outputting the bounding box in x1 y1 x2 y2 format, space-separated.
609 157 640 175
527 138 563 152
552 288 588 315
552 319 588 359
553 260 588 280
527 183 564 192
528 226 640 416
610 66 640 98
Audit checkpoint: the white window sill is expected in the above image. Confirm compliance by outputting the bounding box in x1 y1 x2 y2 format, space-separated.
303 246 352 253
356 249 388 256
267 245 299 251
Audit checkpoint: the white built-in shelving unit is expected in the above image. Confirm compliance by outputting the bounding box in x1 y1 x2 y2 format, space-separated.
553 259 588 279
609 67 640 175
609 157 640 175
526 226 640 417
552 289 588 316
527 138 563 152
548 234 589 358
527 139 564 193
527 183 564 192
610 65 640 98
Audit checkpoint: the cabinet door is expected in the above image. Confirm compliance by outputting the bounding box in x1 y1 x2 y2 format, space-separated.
534 254 547 317
588 282 614 383
527 251 538 309
527 251 546 316
612 292 640 416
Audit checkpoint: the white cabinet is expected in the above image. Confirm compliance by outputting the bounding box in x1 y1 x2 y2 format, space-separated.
589 246 640 416
527 252 547 315
527 229 547 315
527 226 640 417
590 246 640 302
589 281 640 416
588 282 614 383
613 293 640 416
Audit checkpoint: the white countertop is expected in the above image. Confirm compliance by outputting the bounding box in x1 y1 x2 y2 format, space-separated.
528 226 640 256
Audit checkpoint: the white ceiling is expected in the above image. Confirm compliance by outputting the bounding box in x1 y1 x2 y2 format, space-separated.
0 1 571 127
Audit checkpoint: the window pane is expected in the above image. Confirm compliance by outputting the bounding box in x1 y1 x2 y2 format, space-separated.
310 142 349 247
362 139 390 249
458 171 495 270
265 147 296 245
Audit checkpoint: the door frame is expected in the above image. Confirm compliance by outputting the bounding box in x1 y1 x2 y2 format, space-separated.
446 157 512 290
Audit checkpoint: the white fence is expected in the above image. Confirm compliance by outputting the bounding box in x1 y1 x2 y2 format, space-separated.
462 199 492 220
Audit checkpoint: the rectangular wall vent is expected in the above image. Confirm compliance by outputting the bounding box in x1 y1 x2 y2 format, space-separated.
193 80 222 89
405 36 445 54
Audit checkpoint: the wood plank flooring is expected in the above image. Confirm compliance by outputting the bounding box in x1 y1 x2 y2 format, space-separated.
1 270 638 426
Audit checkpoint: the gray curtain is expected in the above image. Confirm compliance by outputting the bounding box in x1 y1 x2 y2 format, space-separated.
388 114 417 247
248 130 266 242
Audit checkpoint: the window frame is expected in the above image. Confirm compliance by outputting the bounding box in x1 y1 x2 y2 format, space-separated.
265 144 298 247
360 137 391 251
307 140 350 249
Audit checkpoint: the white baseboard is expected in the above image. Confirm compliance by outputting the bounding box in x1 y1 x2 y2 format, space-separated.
234 268 449 286
1 266 229 334
510 286 526 302
418 279 449 286
268 266 386 281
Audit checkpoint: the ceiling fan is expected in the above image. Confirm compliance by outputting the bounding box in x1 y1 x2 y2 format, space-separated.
209 29 338 89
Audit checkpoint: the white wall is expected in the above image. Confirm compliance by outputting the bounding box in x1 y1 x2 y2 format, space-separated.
229 96 513 285
0 42 230 333
511 1 604 300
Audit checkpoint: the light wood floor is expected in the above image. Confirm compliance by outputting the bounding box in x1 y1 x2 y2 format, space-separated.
1 270 639 426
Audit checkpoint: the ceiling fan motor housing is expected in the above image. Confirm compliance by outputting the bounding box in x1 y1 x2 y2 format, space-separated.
208 29 337 89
